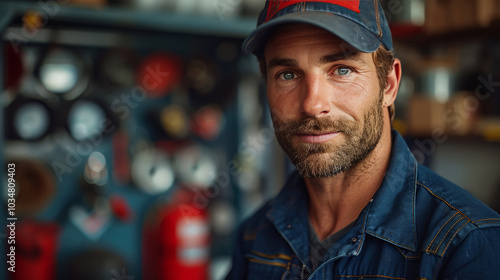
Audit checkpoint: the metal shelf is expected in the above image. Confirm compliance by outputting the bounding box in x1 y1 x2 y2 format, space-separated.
0 1 256 38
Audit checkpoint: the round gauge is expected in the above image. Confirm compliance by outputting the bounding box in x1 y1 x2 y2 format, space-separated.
37 48 89 100
191 105 225 140
40 61 78 93
98 49 137 89
160 104 189 139
173 145 217 188
137 52 183 98
185 58 217 95
68 100 106 141
185 56 234 109
132 149 175 195
210 200 237 236
4 159 56 217
84 152 109 186
13 101 51 141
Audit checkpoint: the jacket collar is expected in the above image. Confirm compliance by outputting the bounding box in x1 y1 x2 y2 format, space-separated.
266 171 311 264
364 130 419 252
267 130 419 253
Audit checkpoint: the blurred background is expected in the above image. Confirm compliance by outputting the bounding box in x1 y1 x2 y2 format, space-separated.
0 0 499 279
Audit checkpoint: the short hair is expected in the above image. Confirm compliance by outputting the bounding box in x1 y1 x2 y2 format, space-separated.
373 46 396 121
258 45 396 121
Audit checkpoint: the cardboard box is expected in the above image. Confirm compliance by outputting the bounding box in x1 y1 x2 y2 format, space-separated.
425 0 498 34
407 92 478 137
449 0 477 30
476 117 500 141
478 0 494 26
67 0 107 8
407 95 447 136
495 0 500 21
444 91 477 136
449 0 496 29
424 0 449 34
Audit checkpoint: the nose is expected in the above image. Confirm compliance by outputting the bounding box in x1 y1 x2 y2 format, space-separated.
300 74 331 117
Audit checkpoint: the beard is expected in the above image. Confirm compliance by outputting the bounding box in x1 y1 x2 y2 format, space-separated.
272 93 384 178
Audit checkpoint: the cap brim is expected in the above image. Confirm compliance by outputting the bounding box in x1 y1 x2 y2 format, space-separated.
243 11 382 55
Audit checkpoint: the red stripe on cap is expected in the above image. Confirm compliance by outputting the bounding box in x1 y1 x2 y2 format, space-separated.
266 0 360 23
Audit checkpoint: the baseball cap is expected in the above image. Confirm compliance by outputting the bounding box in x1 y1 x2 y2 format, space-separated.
242 0 393 55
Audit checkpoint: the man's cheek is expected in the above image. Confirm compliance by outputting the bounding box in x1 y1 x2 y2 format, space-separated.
269 110 289 132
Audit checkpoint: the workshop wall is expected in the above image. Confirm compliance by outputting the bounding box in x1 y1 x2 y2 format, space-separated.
1 1 500 280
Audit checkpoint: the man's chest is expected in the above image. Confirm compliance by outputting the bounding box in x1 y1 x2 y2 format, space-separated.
243 234 441 280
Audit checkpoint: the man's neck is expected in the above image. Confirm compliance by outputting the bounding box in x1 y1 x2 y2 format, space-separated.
305 126 393 241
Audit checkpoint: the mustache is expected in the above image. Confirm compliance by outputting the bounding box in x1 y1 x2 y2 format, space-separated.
273 116 355 135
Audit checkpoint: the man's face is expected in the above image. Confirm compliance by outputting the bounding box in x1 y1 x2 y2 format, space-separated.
264 24 385 178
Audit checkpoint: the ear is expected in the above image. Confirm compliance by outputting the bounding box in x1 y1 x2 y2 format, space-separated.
383 58 402 109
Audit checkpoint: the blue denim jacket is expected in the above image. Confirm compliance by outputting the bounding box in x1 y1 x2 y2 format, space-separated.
226 131 500 280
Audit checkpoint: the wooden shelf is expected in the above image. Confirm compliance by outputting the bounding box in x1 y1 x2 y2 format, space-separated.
391 22 500 47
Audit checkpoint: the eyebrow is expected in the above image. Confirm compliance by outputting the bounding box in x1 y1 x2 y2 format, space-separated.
267 52 366 71
267 58 298 70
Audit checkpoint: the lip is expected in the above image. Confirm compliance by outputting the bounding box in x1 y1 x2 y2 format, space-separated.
297 132 340 143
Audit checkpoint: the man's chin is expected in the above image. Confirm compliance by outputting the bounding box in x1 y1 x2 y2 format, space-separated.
295 165 344 179
293 153 344 178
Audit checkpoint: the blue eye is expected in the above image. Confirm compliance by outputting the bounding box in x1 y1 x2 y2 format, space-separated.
336 67 352 76
279 71 296 80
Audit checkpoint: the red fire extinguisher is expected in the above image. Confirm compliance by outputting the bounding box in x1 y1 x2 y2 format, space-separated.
143 187 210 280
10 221 59 280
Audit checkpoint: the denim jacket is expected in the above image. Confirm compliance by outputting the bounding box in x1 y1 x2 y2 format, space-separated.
226 131 500 280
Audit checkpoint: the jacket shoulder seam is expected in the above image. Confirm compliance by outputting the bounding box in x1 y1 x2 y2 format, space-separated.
425 212 460 251
417 182 475 257
440 219 470 256
471 218 500 225
417 182 472 222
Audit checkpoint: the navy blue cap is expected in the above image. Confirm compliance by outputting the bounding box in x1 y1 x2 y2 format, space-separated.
243 0 393 55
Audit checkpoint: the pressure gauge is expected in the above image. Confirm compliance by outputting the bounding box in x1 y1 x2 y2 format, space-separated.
137 52 183 98
37 48 89 100
173 145 218 188
67 100 106 141
132 149 175 195
191 105 224 140
5 159 56 217
6 99 53 141
98 49 137 89
13 102 51 140
160 104 189 139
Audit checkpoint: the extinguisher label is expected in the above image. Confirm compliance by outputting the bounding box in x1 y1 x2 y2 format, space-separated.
177 218 209 265
178 218 209 242
178 246 209 265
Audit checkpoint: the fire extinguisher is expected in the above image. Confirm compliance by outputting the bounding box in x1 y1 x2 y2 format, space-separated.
143 187 210 280
10 221 59 280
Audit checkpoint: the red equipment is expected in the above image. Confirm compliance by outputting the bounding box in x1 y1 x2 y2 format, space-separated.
10 222 59 280
143 187 210 280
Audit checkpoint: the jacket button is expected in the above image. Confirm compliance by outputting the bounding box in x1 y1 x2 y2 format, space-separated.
287 224 292 229
351 238 357 243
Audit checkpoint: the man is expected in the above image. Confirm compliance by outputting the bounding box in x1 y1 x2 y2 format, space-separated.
226 1 500 279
